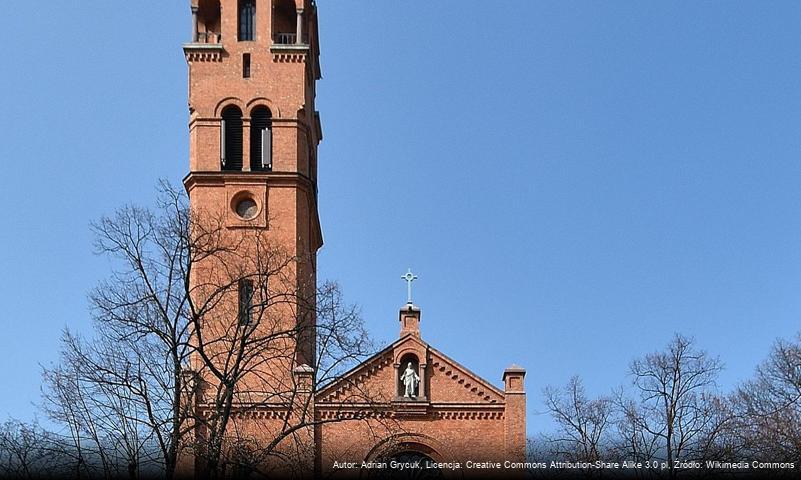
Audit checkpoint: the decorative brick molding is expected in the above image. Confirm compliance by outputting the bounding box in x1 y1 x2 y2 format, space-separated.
270 45 309 64
271 52 307 63
318 353 393 403
430 353 505 404
183 44 224 62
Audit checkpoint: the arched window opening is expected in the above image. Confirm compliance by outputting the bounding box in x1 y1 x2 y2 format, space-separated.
196 0 221 43
238 0 256 41
272 0 298 44
250 107 273 171
398 354 420 398
221 106 243 171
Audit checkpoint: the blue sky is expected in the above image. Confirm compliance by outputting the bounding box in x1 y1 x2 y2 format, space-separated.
1 1 800 434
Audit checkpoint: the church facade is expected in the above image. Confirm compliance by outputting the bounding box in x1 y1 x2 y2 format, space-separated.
316 303 527 478
180 0 525 477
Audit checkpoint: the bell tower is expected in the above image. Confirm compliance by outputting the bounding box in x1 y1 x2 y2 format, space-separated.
183 0 322 365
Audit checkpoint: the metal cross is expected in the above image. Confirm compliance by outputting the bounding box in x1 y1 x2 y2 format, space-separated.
401 268 418 304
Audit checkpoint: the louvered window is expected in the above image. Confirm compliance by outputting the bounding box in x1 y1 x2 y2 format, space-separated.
221 106 243 171
250 107 272 171
238 0 256 41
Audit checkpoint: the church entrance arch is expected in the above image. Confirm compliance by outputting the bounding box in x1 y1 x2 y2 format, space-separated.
364 436 461 480
369 451 443 480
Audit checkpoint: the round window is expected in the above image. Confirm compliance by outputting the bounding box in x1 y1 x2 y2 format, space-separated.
235 198 258 220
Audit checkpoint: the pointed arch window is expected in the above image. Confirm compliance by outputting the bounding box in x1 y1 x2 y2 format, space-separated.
221 106 243 171
250 106 273 171
238 0 256 41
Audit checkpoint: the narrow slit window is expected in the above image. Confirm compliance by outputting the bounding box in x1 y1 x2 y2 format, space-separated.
243 53 251 78
238 279 254 325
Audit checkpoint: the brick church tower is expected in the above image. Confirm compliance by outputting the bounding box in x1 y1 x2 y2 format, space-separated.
180 0 323 476
179 2 527 478
184 0 321 369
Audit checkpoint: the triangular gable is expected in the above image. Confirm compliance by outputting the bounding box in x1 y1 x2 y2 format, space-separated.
316 335 505 405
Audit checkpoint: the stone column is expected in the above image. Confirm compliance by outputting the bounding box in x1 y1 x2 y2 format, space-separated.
191 5 199 42
242 117 252 172
296 9 304 44
419 362 427 399
393 363 401 398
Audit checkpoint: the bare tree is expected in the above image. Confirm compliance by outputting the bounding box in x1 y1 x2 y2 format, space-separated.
87 181 196 479
42 328 173 480
0 420 69 479
612 393 660 471
625 334 724 479
40 182 195 480
733 335 801 462
184 247 388 479
40 182 387 480
531 335 801 477
543 376 614 468
42 354 115 479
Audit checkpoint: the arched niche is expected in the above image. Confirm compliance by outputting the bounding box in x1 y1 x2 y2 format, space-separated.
398 353 421 398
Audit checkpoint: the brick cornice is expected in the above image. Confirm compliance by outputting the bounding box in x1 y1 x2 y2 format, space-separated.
314 402 506 421
183 171 317 194
188 116 308 129
270 44 309 64
183 43 224 63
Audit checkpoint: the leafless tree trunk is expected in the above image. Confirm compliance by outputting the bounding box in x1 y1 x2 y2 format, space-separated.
87 180 196 479
626 334 724 479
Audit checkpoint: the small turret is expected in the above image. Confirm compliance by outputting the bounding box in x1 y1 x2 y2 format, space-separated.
399 303 421 338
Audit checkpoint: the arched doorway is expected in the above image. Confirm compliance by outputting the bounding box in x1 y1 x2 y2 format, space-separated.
370 451 443 480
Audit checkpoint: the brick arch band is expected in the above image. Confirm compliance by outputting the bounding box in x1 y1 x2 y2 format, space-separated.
365 433 445 462
393 346 426 366
214 97 282 118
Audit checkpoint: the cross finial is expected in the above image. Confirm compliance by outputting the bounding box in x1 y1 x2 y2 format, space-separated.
401 268 418 304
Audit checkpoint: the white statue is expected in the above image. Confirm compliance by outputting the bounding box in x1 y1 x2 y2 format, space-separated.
400 362 420 398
